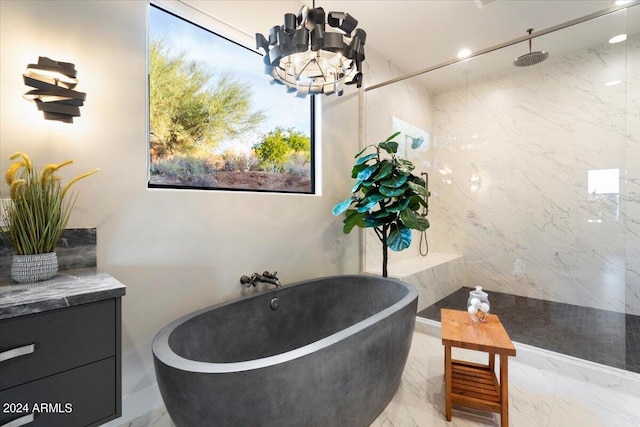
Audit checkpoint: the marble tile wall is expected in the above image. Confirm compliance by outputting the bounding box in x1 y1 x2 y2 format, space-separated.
364 254 464 311
626 31 640 315
365 29 639 315
428 36 637 314
398 255 464 312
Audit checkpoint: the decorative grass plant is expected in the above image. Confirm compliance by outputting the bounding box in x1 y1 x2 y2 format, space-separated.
1 152 99 255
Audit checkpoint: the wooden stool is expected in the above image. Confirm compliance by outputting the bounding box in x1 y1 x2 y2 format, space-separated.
440 309 516 427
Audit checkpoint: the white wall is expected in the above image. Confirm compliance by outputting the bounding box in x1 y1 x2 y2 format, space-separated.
0 0 361 421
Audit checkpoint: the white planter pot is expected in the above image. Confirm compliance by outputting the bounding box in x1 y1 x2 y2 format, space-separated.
11 252 58 283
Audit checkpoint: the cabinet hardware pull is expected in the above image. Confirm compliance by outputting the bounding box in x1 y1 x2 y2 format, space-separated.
0 344 35 362
1 413 35 427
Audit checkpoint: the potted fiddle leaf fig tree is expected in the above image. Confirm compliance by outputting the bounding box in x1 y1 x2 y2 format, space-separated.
332 132 429 277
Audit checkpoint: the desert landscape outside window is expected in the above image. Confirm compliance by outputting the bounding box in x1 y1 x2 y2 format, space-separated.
148 4 315 193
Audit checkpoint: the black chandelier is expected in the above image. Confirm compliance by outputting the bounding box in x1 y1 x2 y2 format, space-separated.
23 57 86 123
256 4 366 97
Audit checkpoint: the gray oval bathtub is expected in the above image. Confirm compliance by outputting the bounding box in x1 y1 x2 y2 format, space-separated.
152 274 418 427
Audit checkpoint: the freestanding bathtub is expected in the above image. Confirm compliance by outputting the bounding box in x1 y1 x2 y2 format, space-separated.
152 275 418 427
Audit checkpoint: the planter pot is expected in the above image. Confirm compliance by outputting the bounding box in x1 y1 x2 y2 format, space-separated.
11 252 58 283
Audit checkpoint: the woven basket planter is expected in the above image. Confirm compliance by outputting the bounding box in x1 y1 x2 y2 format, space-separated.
11 252 58 283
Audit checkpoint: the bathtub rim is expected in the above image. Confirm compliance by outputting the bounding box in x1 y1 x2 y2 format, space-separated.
152 274 417 374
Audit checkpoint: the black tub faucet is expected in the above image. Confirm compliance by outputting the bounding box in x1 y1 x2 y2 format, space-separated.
240 271 281 288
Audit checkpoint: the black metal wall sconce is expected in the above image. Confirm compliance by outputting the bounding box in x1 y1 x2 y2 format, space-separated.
23 57 86 123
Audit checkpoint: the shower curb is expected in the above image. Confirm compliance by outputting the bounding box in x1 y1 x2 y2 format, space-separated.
415 316 640 396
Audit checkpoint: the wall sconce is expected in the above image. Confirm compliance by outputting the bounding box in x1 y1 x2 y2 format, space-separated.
23 57 86 123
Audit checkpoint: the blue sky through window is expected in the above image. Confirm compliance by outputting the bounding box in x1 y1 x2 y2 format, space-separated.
150 5 311 155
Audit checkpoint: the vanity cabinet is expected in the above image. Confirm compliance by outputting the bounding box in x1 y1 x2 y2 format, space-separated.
0 269 125 427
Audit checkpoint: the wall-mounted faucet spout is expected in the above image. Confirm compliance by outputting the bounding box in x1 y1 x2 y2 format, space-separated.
240 271 281 288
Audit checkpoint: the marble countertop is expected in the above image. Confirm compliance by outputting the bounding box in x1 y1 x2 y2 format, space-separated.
0 268 126 320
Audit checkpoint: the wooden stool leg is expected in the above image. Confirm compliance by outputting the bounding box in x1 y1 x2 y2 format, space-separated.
489 352 495 372
445 345 452 421
500 354 509 427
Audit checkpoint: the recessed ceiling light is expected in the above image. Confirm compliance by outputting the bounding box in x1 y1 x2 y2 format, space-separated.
457 48 472 59
615 1 632 5
605 80 622 86
609 34 627 44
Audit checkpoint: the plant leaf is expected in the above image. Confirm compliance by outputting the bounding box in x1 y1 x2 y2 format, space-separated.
354 144 376 158
343 209 366 233
351 163 369 178
371 210 396 219
408 195 426 211
387 197 411 212
422 216 430 230
388 226 412 251
379 141 398 154
394 158 415 175
355 153 378 165
380 174 408 188
332 198 353 216
351 180 363 194
385 131 401 142
356 192 385 212
364 215 389 228
408 174 426 186
356 164 378 181
372 161 393 180
357 200 377 213
400 208 430 231
379 186 406 197
406 180 428 196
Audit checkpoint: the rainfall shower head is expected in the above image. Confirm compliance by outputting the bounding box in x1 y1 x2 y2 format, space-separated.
513 29 549 67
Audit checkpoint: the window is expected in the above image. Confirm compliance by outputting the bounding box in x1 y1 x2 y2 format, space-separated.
587 168 620 222
588 168 619 195
148 4 315 193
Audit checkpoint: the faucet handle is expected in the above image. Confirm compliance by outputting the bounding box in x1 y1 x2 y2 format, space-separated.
240 275 255 287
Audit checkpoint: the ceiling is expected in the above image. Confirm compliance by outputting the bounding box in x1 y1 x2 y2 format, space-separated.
183 0 633 77
311 0 619 74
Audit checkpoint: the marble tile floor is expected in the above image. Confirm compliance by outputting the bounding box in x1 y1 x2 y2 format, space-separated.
121 326 640 427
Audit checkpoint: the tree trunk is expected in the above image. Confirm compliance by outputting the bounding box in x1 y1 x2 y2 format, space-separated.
381 224 389 277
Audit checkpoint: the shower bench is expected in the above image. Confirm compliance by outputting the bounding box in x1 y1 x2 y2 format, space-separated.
441 308 516 427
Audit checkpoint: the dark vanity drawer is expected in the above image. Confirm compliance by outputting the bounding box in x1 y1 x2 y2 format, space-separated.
0 357 116 427
0 299 115 391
